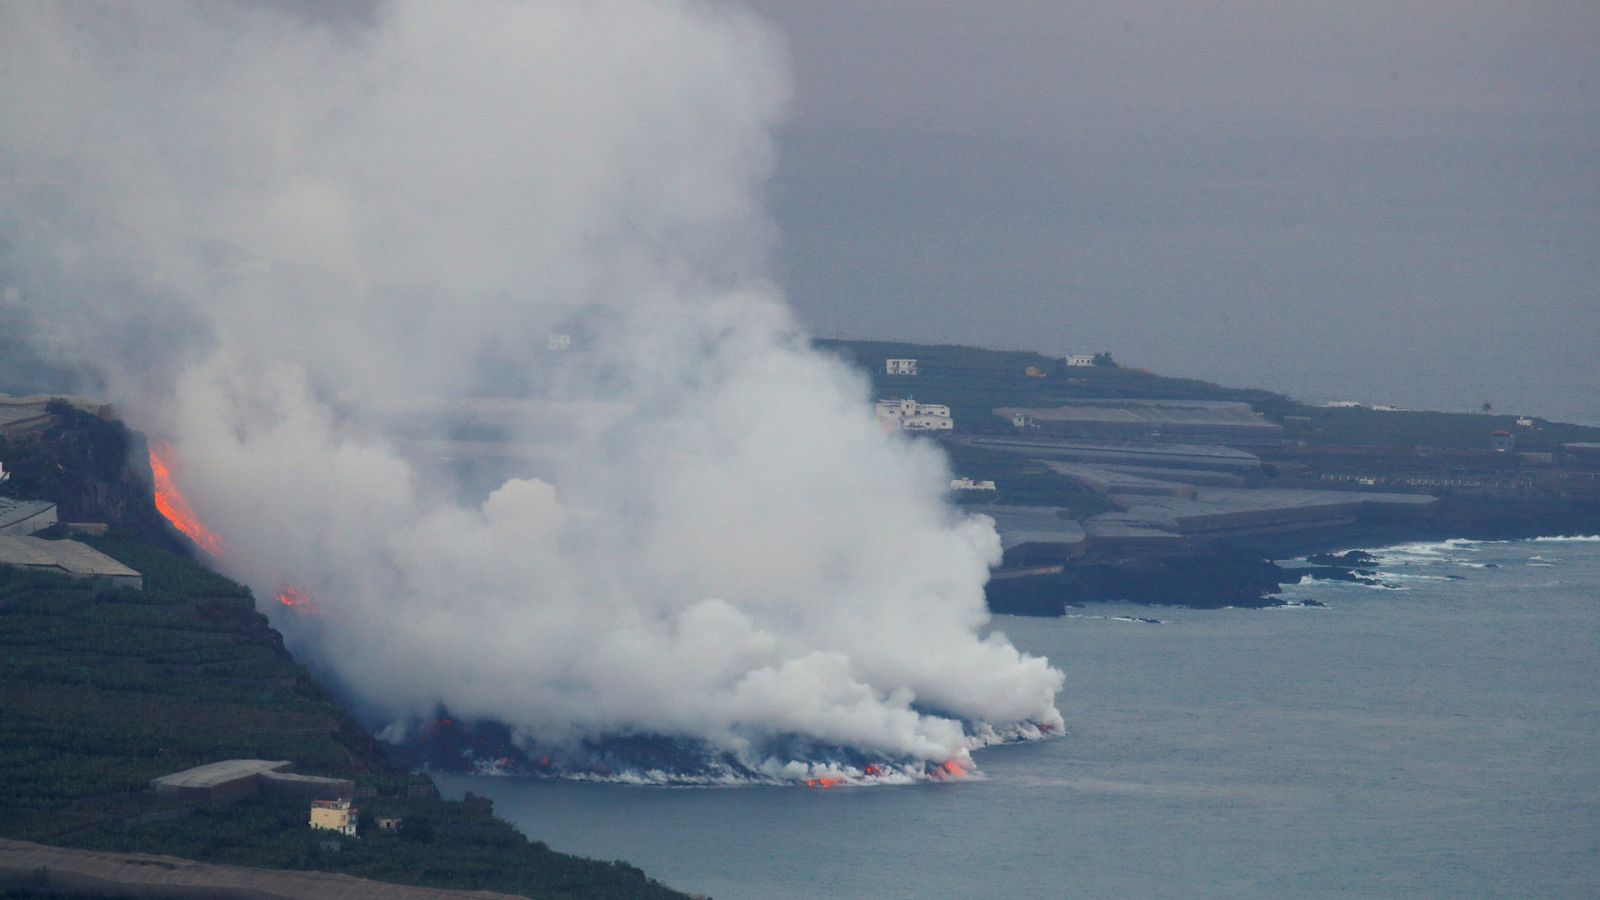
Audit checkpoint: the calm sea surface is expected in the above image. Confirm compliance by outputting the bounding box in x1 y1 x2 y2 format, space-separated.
436 537 1600 898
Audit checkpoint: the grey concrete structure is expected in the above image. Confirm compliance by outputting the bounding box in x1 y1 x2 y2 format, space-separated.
1103 488 1436 538
966 504 1087 566
996 399 1283 444
0 402 53 436
0 535 140 588
262 771 360 801
1565 442 1600 465
151 760 291 805
151 760 354 804
0 393 118 436
0 497 58 536
1044 462 1198 499
1078 516 1186 547
1093 464 1245 486
963 436 1262 472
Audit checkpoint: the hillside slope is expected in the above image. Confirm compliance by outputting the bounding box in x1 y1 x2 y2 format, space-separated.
0 545 686 899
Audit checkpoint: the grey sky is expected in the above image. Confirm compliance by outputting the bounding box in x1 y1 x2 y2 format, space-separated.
750 1 1600 422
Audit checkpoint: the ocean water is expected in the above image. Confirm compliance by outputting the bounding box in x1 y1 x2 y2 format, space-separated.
435 537 1600 898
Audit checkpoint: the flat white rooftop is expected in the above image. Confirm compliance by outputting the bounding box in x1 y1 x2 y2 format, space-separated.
0 535 141 585
151 759 292 790
0 393 116 435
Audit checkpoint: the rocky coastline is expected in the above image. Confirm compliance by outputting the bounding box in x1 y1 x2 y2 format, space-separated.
985 495 1600 615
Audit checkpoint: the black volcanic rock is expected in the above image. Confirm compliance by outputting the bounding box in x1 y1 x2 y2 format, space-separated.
988 548 1293 612
1306 550 1378 568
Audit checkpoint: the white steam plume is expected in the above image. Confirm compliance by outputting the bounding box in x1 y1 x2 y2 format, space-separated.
0 1 1062 781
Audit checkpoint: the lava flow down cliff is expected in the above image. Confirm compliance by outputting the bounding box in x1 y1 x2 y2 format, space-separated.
148 444 224 557
0 1 1063 782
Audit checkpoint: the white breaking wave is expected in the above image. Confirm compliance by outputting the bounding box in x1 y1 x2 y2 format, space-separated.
1063 614 1164 624
1348 539 1493 569
1374 571 1456 582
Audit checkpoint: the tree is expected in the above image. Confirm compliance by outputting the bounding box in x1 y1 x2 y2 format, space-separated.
1092 352 1117 368
399 816 435 843
1481 402 1493 413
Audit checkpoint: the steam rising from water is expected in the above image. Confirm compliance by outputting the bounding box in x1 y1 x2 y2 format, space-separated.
0 1 1062 780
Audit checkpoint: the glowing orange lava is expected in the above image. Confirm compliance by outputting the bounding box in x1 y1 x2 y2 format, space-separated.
148 444 222 555
805 777 844 789
939 758 967 779
276 584 324 616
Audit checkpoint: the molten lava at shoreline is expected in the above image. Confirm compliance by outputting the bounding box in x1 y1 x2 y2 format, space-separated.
148 444 222 555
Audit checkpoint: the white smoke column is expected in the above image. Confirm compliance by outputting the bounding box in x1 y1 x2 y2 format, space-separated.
0 1 1062 779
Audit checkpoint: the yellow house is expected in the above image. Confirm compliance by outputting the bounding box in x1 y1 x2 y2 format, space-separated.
309 798 357 836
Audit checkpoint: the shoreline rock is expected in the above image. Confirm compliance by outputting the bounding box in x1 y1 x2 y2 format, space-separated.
986 497 1600 615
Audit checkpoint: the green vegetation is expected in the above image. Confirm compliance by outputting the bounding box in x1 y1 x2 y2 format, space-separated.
0 543 685 899
0 561 362 824
1279 406 1600 452
62 793 672 899
817 337 1600 450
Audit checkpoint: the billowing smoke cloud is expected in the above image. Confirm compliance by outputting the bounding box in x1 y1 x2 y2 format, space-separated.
0 1 1062 781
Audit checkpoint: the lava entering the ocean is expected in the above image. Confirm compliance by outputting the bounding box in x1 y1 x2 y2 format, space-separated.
148 443 222 555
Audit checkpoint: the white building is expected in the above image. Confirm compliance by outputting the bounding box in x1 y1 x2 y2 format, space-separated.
950 476 996 491
1065 354 1095 367
875 398 953 432
885 358 918 376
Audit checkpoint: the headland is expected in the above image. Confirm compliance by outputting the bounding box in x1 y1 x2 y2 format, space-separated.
822 338 1600 612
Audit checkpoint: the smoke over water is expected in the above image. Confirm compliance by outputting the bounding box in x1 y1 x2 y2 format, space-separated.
0 1 1063 782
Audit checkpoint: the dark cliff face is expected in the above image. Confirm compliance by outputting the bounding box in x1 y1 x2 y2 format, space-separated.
0 402 178 548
